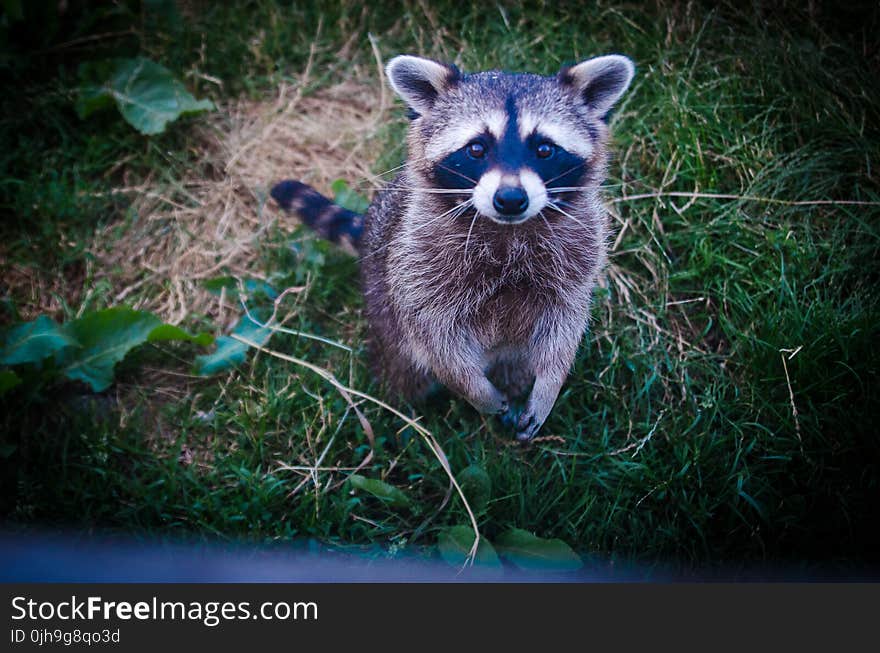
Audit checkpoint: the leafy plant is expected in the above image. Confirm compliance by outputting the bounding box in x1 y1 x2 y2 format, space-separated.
436 526 582 574
193 313 274 376
1 315 78 366
331 179 370 214
457 464 492 513
494 529 583 572
348 474 411 508
77 57 214 135
0 307 212 394
203 277 279 302
437 526 502 573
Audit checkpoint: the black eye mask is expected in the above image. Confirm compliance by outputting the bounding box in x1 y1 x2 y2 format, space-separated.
433 135 494 189
431 94 588 190
524 134 587 189
432 133 586 190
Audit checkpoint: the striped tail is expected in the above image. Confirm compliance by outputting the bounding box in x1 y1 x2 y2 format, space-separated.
270 180 365 252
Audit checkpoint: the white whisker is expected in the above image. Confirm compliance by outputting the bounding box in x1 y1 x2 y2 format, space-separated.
369 153 432 180
535 211 566 273
543 162 587 186
382 187 474 195
358 199 474 263
436 162 478 185
547 201 589 229
373 161 410 178
538 211 556 238
463 211 479 263
348 184 474 195
547 186 594 193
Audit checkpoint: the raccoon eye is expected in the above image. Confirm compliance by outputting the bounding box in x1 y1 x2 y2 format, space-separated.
466 141 486 159
536 142 555 159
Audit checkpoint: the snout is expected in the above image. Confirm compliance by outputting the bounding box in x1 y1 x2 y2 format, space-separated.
472 169 547 224
492 186 529 218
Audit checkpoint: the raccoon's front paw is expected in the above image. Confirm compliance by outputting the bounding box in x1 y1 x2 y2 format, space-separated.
499 402 523 429
471 386 509 416
485 394 510 416
516 379 563 441
516 408 544 441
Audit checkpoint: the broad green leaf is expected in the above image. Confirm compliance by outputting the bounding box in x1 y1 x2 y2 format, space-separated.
348 474 410 507
0 369 22 396
437 525 502 573
194 314 273 376
147 324 214 347
495 528 583 572
203 276 278 300
110 58 214 134
458 464 492 513
57 307 210 392
76 85 116 119
331 179 370 214
76 59 121 118
0 315 79 366
78 57 214 135
58 308 162 391
0 442 17 458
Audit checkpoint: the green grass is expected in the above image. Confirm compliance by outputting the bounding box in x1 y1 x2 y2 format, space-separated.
1 0 878 574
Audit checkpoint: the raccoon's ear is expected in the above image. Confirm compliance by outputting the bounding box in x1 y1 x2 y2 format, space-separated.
385 55 461 116
560 55 635 118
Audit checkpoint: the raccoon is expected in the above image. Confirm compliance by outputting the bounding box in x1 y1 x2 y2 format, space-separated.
272 54 634 440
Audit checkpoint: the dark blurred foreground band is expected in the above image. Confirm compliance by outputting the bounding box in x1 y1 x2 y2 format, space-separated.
1 529 877 582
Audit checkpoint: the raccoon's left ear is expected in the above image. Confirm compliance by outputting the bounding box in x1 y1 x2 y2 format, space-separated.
560 55 635 118
385 55 461 117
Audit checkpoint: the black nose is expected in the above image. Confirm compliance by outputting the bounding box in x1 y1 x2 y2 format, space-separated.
492 186 529 216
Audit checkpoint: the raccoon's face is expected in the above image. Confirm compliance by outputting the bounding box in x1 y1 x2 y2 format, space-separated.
386 54 635 225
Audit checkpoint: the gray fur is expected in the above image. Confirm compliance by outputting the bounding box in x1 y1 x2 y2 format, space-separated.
364 55 633 440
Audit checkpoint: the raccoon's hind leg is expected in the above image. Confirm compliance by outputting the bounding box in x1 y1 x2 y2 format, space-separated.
388 356 436 404
363 284 437 403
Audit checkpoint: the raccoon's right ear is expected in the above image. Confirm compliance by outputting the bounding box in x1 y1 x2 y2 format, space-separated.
385 55 461 117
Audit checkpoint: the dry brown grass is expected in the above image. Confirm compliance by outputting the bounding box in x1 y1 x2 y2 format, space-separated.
91 68 388 326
